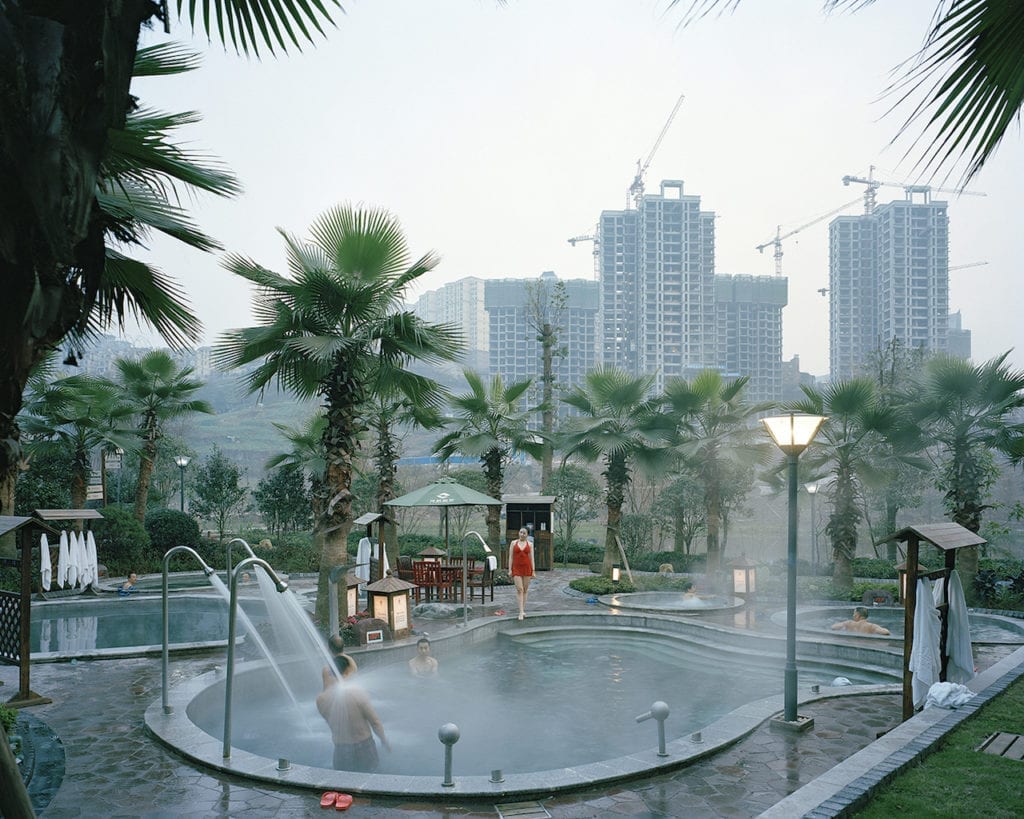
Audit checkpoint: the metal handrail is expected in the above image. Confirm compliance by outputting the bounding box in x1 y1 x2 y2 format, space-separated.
162 546 216 714
225 537 256 577
222 557 288 759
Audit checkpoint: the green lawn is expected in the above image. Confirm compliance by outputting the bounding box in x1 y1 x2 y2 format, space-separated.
855 676 1024 818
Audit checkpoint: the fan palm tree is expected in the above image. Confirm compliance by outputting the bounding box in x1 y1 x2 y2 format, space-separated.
789 379 907 594
434 371 545 551
674 0 1024 183
215 204 463 623
0 1 339 517
911 352 1024 584
663 371 769 573
20 375 136 509
114 350 214 523
560 367 667 575
0 41 241 516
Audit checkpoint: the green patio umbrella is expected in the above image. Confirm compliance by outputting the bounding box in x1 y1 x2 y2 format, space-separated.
385 478 502 624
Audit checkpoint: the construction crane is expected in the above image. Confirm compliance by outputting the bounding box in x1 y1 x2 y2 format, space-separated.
566 233 600 280
842 165 986 214
755 196 862 276
627 92 686 209
949 261 988 272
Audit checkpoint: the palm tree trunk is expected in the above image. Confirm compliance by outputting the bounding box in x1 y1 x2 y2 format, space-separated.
134 445 156 522
602 452 627 574
484 448 504 553
540 322 554 492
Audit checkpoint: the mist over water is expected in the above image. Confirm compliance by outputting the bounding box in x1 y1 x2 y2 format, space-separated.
195 628 890 776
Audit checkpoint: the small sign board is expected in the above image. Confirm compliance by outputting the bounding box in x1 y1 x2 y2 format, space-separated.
86 485 104 501
365 629 385 645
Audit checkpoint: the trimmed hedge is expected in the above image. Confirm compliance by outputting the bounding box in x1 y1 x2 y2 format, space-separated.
145 508 201 552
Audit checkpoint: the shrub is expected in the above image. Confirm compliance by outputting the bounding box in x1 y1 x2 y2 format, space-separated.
145 509 201 552
252 531 318 574
569 576 637 595
850 558 899 579
629 551 707 573
0 702 17 734
95 506 151 575
848 581 899 603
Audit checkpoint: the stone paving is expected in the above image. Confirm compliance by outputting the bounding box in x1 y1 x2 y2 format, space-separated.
2 570 1018 818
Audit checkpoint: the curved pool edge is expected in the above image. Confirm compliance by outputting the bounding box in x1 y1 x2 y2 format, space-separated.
145 611 902 799
597 591 746 615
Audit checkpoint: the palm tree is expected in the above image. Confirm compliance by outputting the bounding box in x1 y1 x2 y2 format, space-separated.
115 350 214 523
912 353 1024 584
369 391 446 568
789 379 907 594
0 41 241 517
663 371 769 573
20 375 136 509
674 0 1024 183
0 2 338 517
434 371 544 551
215 204 463 624
560 367 667 575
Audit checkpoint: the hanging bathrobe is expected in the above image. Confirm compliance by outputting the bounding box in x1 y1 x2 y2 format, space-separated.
65 532 79 589
86 530 99 588
944 570 975 684
40 533 52 591
58 530 71 588
909 577 941 709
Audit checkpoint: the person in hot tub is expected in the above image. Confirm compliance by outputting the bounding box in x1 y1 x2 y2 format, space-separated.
831 606 890 635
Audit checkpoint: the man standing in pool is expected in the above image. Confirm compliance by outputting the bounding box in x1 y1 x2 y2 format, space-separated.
408 637 439 677
832 606 891 635
317 653 390 772
509 527 535 621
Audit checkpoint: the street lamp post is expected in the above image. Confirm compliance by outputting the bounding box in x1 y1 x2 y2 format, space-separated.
763 413 826 726
174 455 191 512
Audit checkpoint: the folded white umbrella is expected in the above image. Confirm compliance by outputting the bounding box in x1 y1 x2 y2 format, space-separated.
79 531 93 587
86 530 99 587
40 533 52 591
57 530 70 589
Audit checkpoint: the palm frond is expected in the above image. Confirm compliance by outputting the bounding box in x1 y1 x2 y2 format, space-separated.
133 42 203 77
174 0 342 57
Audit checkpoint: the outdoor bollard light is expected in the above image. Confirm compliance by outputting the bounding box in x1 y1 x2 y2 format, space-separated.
612 563 621 586
635 700 670 757
439 722 460 787
174 454 190 512
731 555 757 597
762 412 826 725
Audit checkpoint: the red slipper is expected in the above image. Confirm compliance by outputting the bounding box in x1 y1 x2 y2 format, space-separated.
334 793 353 811
320 792 339 808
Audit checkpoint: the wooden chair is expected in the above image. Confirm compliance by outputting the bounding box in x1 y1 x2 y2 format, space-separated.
433 564 456 602
411 561 436 604
467 560 495 602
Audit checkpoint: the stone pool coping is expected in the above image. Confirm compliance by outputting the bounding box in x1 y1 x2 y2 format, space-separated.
759 642 1024 818
144 610 903 799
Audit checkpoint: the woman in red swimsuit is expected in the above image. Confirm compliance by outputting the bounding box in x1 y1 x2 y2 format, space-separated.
508 528 535 620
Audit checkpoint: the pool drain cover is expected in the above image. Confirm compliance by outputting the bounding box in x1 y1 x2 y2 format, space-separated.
495 802 551 819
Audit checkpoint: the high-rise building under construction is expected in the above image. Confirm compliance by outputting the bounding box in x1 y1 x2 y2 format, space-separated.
829 194 949 379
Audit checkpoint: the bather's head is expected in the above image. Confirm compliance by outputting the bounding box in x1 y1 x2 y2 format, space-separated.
852 606 869 621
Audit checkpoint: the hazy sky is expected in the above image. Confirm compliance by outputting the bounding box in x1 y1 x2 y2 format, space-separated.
133 0 1023 376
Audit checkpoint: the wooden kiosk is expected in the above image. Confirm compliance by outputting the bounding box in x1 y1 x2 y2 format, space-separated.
0 516 58 707
880 522 986 721
502 495 555 571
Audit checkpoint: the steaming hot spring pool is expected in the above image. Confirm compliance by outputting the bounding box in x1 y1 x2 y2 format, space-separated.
784 606 1024 644
150 614 900 796
31 595 263 660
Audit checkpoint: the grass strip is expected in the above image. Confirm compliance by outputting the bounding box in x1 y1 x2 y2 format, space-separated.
856 675 1024 818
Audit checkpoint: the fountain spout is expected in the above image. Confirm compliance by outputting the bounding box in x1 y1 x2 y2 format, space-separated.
460 531 493 627
162 546 217 714
223 557 288 759
225 537 257 577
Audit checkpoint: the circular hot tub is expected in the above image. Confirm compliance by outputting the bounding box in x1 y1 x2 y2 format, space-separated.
598 591 745 615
